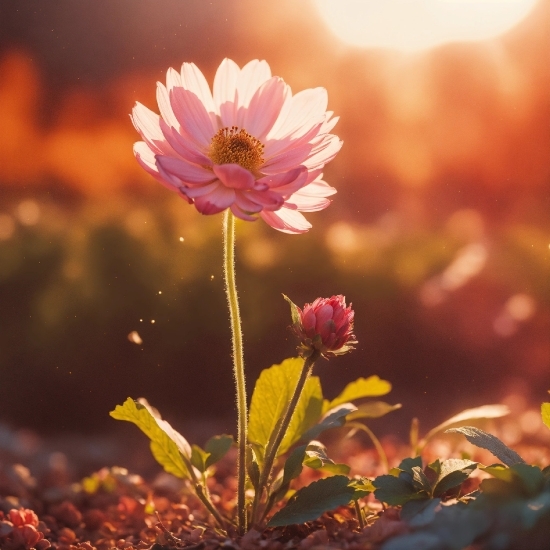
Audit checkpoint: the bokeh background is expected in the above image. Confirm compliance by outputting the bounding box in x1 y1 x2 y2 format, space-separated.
0 0 549 456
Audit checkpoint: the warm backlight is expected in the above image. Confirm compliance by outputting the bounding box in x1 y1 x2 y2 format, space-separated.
312 0 539 52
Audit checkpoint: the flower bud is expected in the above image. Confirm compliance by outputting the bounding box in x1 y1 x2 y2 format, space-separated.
284 294 356 358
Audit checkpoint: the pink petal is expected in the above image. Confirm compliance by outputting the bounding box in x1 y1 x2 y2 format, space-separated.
268 87 328 141
156 155 216 185
260 207 312 234
231 203 259 221
284 195 331 212
264 168 309 197
236 60 272 110
134 142 172 185
263 121 323 159
256 166 306 189
213 163 256 190
156 82 180 130
261 142 313 175
166 67 182 90
180 62 216 115
314 304 334 333
241 77 289 139
303 135 343 170
159 118 212 166
180 181 220 199
233 192 264 213
131 102 174 156
296 179 337 198
213 58 240 126
194 185 236 214
170 87 216 148
245 190 284 211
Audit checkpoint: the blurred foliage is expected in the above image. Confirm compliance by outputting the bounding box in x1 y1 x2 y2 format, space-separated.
0 187 548 436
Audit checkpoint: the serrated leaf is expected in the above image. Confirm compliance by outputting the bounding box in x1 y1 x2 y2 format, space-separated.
446 426 525 467
430 459 478 497
420 404 510 448
283 294 301 325
303 443 350 475
248 358 323 458
349 477 375 499
373 474 428 506
204 434 233 469
346 401 402 421
542 403 550 431
301 403 357 442
397 456 424 475
410 466 432 492
110 398 190 479
325 376 392 412
267 476 354 527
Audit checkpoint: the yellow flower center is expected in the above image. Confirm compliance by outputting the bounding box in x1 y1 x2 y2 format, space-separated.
208 126 264 172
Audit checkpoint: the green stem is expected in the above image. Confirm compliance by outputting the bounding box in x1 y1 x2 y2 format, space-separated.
354 500 365 530
346 422 389 474
222 210 247 535
251 350 321 526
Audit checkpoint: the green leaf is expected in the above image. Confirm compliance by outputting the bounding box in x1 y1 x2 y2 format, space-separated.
420 404 510 448
397 456 424 475
346 401 402 421
446 426 525 467
301 403 356 442
349 477 375 499
204 434 233 469
267 476 355 527
246 446 260 490
542 403 550 431
373 474 429 506
325 376 392 412
429 459 478 497
303 442 350 475
410 466 432 493
191 444 208 472
248 358 323 459
283 294 301 325
110 398 191 479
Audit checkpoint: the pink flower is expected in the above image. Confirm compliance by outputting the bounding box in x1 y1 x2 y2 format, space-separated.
285 295 356 358
131 59 341 234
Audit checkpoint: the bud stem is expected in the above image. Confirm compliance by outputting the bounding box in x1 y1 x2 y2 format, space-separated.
251 349 321 526
222 210 247 534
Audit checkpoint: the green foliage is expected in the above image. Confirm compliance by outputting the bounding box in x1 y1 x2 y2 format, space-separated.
324 375 392 412
110 398 191 479
416 404 510 452
282 294 301 325
446 426 525 466
373 456 478 506
267 476 355 527
301 403 357 441
204 434 233 469
248 358 323 459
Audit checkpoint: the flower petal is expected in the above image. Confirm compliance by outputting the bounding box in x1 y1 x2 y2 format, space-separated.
180 62 216 114
261 142 313 175
234 192 264 213
213 58 240 126
180 181 220 199
302 135 343 170
170 87 216 148
260 207 312 234
236 60 272 110
156 155 216 185
256 166 306 189
267 87 328 141
156 82 180 130
231 203 258 221
159 118 211 166
242 77 289 139
213 163 256 190
194 185 236 214
131 102 174 155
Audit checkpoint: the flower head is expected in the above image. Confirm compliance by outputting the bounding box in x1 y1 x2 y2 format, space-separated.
284 294 356 358
131 59 342 234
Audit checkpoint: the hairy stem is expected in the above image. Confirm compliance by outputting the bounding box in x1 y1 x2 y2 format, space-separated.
251 350 321 526
223 210 247 534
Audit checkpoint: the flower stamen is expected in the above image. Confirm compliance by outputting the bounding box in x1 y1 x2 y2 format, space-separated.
209 126 264 172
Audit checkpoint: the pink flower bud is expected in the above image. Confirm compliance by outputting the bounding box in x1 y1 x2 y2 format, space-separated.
284 295 356 358
8 509 39 528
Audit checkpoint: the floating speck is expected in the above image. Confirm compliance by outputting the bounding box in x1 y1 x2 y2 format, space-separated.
179 237 184 242
210 275 215 281
128 331 143 345
151 319 156 324
139 318 143 322
158 291 162 295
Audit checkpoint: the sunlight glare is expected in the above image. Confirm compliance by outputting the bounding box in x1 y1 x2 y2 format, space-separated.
312 0 539 52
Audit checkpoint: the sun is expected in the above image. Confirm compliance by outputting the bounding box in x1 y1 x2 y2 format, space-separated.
312 0 539 53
